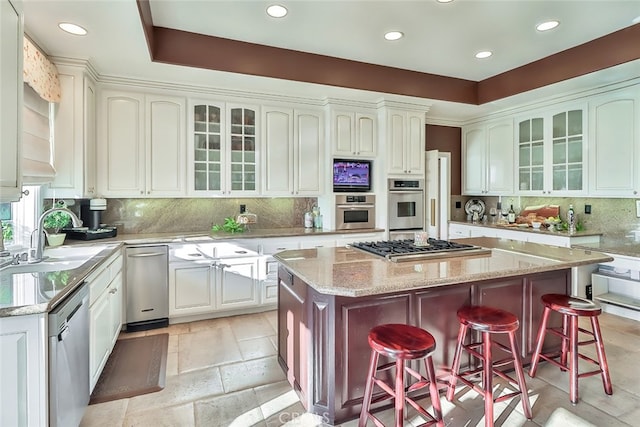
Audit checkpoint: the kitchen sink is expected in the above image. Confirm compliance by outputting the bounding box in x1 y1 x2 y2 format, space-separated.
1 245 110 274
3 259 88 274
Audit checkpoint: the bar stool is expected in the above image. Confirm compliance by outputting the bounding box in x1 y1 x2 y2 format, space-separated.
359 323 443 427
446 305 532 427
529 293 613 404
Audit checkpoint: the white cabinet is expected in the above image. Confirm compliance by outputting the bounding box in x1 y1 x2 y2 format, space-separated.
215 257 260 310
46 64 97 198
588 87 640 196
189 101 259 196
448 222 599 248
97 90 186 197
517 104 587 196
0 313 46 427
334 231 384 247
0 0 22 203
262 106 324 196
88 251 123 391
169 261 215 317
385 109 425 176
330 109 376 157
262 258 279 305
462 119 514 195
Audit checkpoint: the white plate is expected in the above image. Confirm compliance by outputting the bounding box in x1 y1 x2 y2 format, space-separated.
464 199 486 217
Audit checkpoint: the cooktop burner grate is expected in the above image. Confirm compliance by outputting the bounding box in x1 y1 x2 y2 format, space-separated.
351 238 490 261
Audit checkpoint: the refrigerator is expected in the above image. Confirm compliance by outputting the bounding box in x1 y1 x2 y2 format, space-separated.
425 150 451 240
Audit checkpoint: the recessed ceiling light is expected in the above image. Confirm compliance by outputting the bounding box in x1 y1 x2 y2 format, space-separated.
384 31 404 41
536 20 560 32
266 4 288 18
58 22 87 35
475 51 492 59
436 0 454 3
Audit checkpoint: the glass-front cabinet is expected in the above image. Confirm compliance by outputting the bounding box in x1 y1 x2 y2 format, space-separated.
517 105 586 195
229 107 256 192
190 102 258 196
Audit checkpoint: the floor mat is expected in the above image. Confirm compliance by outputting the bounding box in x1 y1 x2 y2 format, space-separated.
90 333 168 404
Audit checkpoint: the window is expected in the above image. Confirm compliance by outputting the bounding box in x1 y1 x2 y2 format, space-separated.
1 186 41 250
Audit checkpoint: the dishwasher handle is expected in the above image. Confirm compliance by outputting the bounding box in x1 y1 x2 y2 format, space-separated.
58 295 85 342
128 252 166 258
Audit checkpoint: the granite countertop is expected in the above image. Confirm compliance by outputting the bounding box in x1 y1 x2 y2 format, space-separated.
68 227 386 245
273 237 613 297
0 228 384 317
449 220 603 237
571 232 640 258
0 243 124 317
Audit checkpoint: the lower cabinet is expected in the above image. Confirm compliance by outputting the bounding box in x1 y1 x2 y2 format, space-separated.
169 261 215 317
169 256 262 320
261 258 279 305
89 252 123 391
0 313 47 427
216 258 260 310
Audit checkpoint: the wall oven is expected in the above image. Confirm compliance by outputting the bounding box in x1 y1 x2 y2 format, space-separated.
335 194 375 230
388 178 424 236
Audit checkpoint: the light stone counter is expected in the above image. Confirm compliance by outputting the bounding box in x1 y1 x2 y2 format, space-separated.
0 243 124 317
65 227 385 245
449 220 603 238
273 237 613 297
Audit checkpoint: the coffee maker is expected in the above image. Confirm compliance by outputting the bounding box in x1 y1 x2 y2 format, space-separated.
64 198 117 240
81 198 106 230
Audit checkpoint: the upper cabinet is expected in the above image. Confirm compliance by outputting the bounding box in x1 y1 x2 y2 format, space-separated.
516 104 586 196
46 63 97 198
385 109 425 176
262 106 324 196
462 119 514 195
97 90 186 197
0 0 22 203
188 101 259 196
588 87 640 197
330 108 376 158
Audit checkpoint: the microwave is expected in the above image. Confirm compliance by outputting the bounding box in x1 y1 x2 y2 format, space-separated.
335 195 375 230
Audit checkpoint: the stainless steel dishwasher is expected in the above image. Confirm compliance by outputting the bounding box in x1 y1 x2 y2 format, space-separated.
49 282 90 427
125 245 169 331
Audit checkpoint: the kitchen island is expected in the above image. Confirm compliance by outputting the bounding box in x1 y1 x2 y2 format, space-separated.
273 237 613 424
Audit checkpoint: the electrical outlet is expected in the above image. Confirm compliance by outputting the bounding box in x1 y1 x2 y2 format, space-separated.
455 201 461 209
636 200 640 218
584 204 591 214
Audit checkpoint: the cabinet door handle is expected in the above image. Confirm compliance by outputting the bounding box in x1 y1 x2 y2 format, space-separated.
109 288 118 294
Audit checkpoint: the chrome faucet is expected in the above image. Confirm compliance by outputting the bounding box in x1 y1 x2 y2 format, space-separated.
31 207 83 263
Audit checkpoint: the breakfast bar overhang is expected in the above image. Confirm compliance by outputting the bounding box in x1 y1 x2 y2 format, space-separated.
273 237 613 424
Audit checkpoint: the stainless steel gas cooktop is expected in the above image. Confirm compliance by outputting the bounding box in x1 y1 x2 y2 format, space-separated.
351 239 491 262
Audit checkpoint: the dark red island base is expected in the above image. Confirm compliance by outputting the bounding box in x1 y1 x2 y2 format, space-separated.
274 238 612 425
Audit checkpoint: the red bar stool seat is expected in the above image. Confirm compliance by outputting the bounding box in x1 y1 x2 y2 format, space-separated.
446 305 532 427
529 293 613 404
359 323 443 427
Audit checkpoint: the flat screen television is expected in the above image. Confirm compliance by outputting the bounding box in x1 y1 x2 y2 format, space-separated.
333 159 372 192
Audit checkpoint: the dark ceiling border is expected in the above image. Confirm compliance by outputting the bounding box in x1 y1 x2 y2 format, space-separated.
137 1 640 106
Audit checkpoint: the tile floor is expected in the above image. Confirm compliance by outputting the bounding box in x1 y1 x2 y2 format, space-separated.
80 310 640 427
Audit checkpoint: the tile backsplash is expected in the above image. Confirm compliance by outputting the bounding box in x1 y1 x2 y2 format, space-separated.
54 198 318 234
